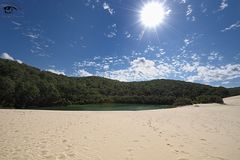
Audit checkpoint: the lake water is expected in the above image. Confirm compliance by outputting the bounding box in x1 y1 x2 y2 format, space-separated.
30 104 174 111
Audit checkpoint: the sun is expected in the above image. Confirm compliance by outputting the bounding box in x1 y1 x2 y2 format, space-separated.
140 2 167 28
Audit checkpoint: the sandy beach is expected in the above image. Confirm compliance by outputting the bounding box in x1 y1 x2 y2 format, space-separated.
0 96 240 160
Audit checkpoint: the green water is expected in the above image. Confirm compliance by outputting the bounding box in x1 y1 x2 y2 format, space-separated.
29 104 174 111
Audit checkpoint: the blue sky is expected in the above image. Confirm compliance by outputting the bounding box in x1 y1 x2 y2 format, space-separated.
0 0 240 87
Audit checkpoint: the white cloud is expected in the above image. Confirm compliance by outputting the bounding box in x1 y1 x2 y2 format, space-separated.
222 81 230 85
208 51 223 61
24 33 39 39
191 53 200 61
186 5 192 16
75 60 100 68
184 38 192 46
234 53 240 60
191 16 196 22
11 21 21 26
0 52 14 61
219 0 228 11
75 69 93 77
98 57 174 81
46 69 65 75
21 25 55 57
16 60 23 64
105 32 116 38
84 0 100 9
221 21 240 32
124 31 131 38
179 0 186 4
156 49 166 57
0 52 22 64
66 14 75 21
144 45 155 53
200 3 207 13
105 23 117 38
72 51 239 86
103 2 114 15
103 65 109 70
186 64 240 82
181 62 199 72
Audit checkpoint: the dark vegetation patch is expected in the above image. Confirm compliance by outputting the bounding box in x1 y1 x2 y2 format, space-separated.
0 59 239 109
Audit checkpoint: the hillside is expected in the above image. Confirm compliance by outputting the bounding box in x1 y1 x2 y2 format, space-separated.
0 59 239 108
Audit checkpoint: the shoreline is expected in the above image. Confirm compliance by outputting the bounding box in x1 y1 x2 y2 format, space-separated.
0 96 240 160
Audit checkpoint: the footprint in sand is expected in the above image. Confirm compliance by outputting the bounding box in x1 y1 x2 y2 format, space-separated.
12 156 21 160
44 155 56 160
41 150 48 156
66 153 75 158
127 148 133 152
181 151 190 155
126 149 134 160
57 154 66 160
166 143 173 147
200 138 206 141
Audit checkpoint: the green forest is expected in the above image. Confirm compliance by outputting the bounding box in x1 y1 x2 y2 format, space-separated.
0 59 239 108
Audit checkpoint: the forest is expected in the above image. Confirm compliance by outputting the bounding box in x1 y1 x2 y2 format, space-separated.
0 59 239 108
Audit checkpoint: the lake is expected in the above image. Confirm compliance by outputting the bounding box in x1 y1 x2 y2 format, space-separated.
28 104 174 111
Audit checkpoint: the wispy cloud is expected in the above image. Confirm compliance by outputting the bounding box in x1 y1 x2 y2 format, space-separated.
208 51 223 61
144 45 155 53
103 2 114 15
66 14 75 21
221 21 240 32
84 0 100 9
178 0 186 4
124 31 131 39
186 5 192 16
15 23 56 57
184 38 192 46
186 5 195 21
219 0 228 11
104 23 117 38
200 3 207 13
11 21 21 26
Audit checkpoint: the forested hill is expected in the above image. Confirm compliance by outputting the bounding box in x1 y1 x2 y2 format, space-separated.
0 59 239 108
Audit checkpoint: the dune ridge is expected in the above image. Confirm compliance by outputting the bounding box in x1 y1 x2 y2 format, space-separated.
0 96 240 160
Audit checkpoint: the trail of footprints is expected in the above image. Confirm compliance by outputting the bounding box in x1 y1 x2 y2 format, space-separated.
146 119 190 160
38 138 76 160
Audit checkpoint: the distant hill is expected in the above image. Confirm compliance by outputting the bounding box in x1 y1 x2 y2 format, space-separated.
0 59 239 108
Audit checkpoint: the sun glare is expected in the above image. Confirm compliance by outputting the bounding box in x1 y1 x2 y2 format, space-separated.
140 2 166 28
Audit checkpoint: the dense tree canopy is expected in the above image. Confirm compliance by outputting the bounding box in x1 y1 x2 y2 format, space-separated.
0 59 239 108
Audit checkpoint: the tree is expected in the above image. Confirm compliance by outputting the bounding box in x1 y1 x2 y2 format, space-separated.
15 82 40 107
0 77 15 106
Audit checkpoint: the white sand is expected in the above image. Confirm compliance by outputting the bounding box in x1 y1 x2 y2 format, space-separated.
0 96 240 160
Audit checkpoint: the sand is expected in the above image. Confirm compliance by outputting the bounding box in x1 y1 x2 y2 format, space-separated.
0 96 240 160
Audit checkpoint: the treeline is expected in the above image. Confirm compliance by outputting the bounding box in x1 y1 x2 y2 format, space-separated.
0 59 239 108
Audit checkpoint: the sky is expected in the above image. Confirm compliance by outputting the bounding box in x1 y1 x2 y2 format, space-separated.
0 0 240 88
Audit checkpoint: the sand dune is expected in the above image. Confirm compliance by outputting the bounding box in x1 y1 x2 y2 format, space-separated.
0 96 240 160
